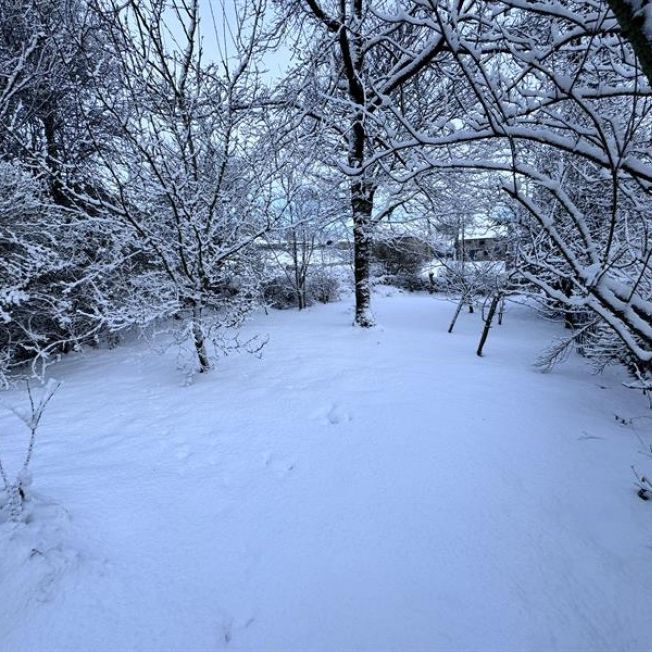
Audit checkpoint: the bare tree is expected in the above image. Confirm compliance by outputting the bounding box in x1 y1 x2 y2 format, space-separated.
375 1 652 382
278 0 457 326
263 149 345 310
89 0 285 372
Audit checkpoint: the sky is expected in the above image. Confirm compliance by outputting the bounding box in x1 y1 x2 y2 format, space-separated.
171 0 294 80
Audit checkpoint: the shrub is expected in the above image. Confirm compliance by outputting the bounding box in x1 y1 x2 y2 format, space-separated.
0 381 60 523
308 271 340 304
373 236 435 275
261 270 340 310
261 276 309 310
388 272 433 293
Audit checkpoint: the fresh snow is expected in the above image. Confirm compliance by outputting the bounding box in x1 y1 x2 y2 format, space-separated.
1 292 651 652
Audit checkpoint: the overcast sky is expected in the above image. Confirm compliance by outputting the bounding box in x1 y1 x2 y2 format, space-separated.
182 0 293 80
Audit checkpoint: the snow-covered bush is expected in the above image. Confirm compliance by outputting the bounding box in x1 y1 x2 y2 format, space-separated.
0 159 131 385
375 272 432 293
308 271 340 304
0 381 59 523
435 261 506 296
262 270 340 309
373 237 435 276
262 275 309 310
0 164 79 384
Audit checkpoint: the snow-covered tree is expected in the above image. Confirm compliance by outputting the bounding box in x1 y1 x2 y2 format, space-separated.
379 0 652 383
0 0 124 382
263 146 347 310
278 0 460 326
89 0 286 372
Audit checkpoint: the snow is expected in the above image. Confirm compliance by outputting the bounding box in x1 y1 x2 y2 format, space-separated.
1 292 652 651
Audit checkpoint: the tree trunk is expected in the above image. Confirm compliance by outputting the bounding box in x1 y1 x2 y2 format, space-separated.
191 305 211 372
43 113 71 210
292 233 305 310
351 177 375 327
297 288 306 310
448 295 465 333
606 0 652 88
559 277 575 329
477 294 501 357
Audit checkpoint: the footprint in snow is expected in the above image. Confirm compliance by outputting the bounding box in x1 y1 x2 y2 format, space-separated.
174 443 192 461
264 453 295 478
216 610 256 648
309 402 352 426
326 403 352 425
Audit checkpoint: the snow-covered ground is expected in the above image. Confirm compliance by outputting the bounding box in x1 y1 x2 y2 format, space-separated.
1 292 651 652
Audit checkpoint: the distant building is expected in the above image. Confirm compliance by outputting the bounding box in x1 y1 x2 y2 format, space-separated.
456 234 506 261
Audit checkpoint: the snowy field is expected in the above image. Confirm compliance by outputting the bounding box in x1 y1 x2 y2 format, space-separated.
1 292 651 652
